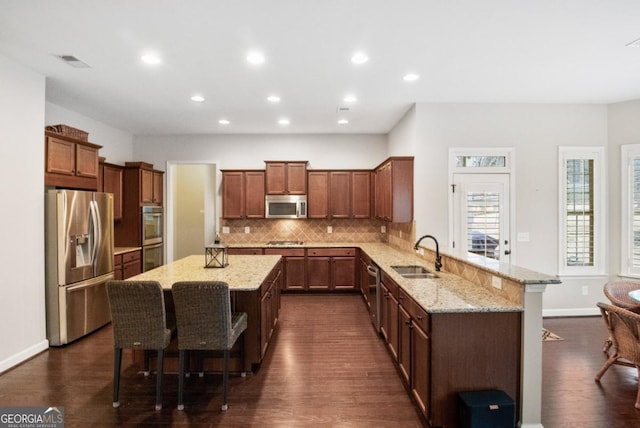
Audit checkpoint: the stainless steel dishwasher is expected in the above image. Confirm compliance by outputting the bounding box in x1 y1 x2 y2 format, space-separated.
367 262 381 333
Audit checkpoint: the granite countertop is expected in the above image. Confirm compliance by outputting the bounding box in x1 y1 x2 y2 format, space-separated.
228 241 527 313
114 246 142 255
125 254 282 291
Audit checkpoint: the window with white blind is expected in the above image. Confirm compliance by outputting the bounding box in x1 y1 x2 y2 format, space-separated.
558 147 605 276
621 144 640 277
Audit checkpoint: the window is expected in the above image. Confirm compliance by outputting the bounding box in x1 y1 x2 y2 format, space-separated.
558 147 605 276
621 144 640 277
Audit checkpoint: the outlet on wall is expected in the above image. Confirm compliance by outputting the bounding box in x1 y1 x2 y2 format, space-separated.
381 225 386 233
327 226 332 234
244 226 250 234
222 226 230 234
492 276 502 290
581 285 589 296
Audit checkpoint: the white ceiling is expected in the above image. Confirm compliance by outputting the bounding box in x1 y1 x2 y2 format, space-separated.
2 0 640 135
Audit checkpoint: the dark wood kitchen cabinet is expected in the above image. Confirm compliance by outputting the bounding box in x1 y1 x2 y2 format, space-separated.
307 171 329 219
307 248 357 290
308 170 371 219
45 132 101 190
260 265 281 358
99 160 123 220
114 249 141 280
374 157 413 223
123 162 164 207
380 272 399 361
265 161 307 195
264 248 305 291
221 170 265 219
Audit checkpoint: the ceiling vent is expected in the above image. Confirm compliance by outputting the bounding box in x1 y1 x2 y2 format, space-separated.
57 55 91 68
336 106 350 112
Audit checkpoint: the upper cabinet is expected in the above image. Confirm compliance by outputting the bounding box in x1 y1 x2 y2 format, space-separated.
374 157 414 223
45 131 101 190
99 159 123 220
307 170 371 220
222 170 265 219
265 161 307 195
123 162 164 207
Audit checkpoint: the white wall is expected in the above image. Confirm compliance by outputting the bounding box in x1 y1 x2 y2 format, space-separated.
132 134 388 172
0 55 49 371
390 103 610 315
45 102 134 165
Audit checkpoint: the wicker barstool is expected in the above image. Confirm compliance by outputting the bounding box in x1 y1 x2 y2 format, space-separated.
602 281 640 355
595 302 640 410
171 281 248 411
106 280 174 410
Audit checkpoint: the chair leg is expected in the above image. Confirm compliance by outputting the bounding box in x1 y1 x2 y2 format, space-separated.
178 349 185 411
222 349 229 411
636 366 640 410
155 349 165 411
595 354 619 382
240 334 246 377
143 350 150 376
113 348 122 408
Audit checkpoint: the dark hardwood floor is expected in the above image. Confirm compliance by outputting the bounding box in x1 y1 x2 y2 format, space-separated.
1 295 639 427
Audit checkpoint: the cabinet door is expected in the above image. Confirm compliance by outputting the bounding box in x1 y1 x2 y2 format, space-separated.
330 171 351 218
398 303 411 386
411 323 430 417
103 164 123 220
265 162 286 194
307 257 331 290
286 162 307 194
152 171 163 204
352 171 371 218
244 171 265 218
260 283 274 357
75 144 99 178
331 256 355 290
307 171 329 219
141 169 154 203
285 257 306 290
387 291 399 361
222 171 245 219
46 137 75 176
375 162 392 221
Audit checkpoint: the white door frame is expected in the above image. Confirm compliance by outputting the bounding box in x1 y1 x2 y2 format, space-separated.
448 148 516 264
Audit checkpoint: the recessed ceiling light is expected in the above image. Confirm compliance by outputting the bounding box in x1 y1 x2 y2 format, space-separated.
337 119 349 125
403 73 420 82
190 95 205 102
351 52 369 65
246 51 265 65
218 119 230 125
278 118 290 126
267 95 281 103
343 95 357 103
141 53 161 65
627 38 640 48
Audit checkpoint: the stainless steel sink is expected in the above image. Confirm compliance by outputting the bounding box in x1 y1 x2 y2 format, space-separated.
391 265 439 279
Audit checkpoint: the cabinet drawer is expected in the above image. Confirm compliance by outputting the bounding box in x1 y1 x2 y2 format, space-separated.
381 272 398 297
264 248 305 257
398 289 429 333
307 248 356 257
122 250 141 264
228 248 264 255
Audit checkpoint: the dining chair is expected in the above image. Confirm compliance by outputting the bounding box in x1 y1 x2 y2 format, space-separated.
595 302 640 410
602 281 640 355
106 280 174 410
171 281 248 411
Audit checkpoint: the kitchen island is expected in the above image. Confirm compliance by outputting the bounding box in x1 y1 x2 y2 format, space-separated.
126 254 283 372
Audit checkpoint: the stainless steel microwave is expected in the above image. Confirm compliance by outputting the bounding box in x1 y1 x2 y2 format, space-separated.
265 195 307 219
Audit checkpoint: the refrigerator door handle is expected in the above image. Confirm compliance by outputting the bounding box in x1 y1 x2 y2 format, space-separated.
89 200 101 271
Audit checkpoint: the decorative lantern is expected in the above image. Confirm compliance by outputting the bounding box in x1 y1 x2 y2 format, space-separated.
205 243 228 268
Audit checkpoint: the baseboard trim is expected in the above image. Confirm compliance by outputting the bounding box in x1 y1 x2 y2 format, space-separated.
0 340 49 374
543 307 600 317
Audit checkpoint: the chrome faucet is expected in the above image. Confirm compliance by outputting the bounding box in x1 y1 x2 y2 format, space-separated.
414 235 442 271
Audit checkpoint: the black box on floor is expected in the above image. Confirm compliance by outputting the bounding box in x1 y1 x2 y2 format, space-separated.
458 390 515 428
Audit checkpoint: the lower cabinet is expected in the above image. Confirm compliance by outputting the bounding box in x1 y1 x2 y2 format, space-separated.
263 248 305 290
394 285 521 427
114 249 141 280
380 273 399 362
260 265 281 358
306 248 357 291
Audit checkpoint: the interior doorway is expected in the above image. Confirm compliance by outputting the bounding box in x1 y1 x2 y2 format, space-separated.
166 162 218 263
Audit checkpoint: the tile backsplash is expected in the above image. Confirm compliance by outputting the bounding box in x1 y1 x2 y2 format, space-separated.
219 218 387 244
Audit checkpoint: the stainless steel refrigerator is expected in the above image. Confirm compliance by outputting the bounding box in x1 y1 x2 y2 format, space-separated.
45 189 114 346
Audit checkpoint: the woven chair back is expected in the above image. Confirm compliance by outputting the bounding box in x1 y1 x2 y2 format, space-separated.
603 281 640 312
172 281 234 350
106 280 169 349
598 302 640 364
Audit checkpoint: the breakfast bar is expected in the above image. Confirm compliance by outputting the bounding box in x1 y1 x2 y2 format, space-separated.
126 254 283 372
